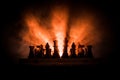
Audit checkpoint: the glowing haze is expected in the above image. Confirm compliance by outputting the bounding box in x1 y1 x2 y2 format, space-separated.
51 6 68 57
68 15 96 55
20 6 102 57
21 14 54 55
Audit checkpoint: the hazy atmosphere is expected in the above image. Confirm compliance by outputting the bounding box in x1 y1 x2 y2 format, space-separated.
1 0 118 64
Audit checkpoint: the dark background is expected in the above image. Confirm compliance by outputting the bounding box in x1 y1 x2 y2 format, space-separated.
0 0 119 78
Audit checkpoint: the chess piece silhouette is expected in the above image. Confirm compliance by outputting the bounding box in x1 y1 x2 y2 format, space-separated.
45 43 51 58
62 37 68 58
78 44 85 58
28 46 34 58
70 42 77 58
87 45 93 58
53 40 60 58
35 45 44 58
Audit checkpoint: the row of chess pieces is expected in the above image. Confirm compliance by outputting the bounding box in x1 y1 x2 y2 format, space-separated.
28 41 93 58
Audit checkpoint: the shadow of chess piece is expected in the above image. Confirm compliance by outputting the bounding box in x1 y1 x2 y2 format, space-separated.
28 46 34 58
45 43 51 58
87 45 93 58
70 42 77 58
52 40 60 58
62 37 68 58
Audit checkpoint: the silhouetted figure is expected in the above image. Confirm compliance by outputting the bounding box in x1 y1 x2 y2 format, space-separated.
78 44 85 58
45 43 51 58
62 37 68 58
53 40 60 58
35 45 44 58
87 45 93 58
70 42 77 58
28 46 34 58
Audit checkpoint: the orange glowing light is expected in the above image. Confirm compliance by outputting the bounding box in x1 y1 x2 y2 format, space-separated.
20 7 101 58
21 14 54 54
68 17 94 55
51 6 68 57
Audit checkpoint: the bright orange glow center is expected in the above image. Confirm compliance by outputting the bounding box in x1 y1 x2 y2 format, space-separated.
51 6 68 57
